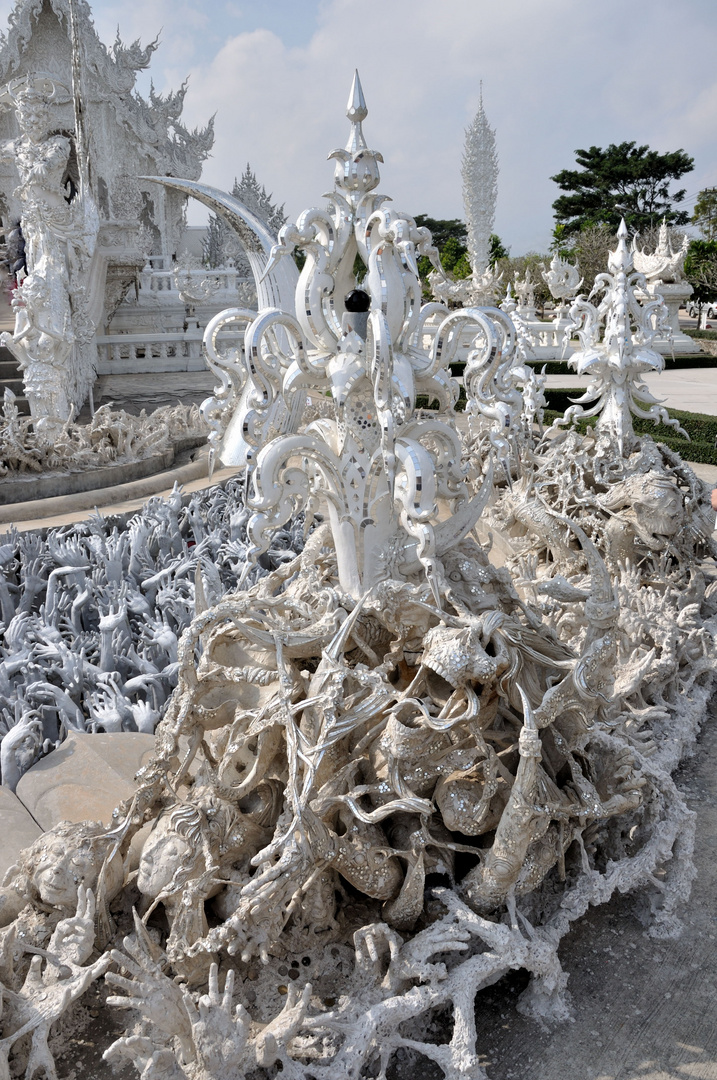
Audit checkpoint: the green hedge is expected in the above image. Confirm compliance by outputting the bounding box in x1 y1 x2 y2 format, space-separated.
684 327 717 341
526 353 717 372
543 397 717 465
449 353 716 378
416 389 717 465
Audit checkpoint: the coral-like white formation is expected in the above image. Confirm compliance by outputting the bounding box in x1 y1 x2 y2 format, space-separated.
0 84 715 1080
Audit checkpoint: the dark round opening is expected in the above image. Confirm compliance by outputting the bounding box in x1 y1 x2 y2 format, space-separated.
344 288 370 312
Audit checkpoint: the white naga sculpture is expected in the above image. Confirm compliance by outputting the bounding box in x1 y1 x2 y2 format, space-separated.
0 76 98 427
542 251 583 317
430 87 503 305
631 219 694 352
0 83 715 1080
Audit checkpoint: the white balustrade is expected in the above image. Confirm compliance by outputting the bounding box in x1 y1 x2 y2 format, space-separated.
96 329 243 374
137 265 244 296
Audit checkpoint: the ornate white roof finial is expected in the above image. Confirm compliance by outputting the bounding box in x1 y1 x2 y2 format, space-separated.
346 69 368 144
631 216 688 284
330 70 383 196
607 217 633 276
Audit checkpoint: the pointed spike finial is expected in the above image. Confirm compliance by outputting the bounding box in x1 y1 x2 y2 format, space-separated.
479 79 483 108
331 71 381 196
608 218 633 275
347 69 367 123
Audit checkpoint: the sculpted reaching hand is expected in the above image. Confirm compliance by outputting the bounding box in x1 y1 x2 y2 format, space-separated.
106 912 194 1063
0 886 110 1080
181 963 250 1074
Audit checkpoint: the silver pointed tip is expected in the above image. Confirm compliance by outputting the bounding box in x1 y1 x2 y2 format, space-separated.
617 218 628 238
347 69 368 122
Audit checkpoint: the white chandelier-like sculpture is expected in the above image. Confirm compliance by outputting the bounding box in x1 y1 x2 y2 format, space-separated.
555 220 687 454
1 75 714 1080
234 72 500 598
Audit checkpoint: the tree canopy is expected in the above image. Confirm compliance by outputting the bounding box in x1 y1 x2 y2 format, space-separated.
551 142 694 236
692 188 717 241
413 215 467 250
684 239 717 305
413 216 508 282
489 233 509 264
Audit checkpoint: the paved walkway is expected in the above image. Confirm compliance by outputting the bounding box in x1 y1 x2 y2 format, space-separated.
474 703 717 1080
545 367 717 417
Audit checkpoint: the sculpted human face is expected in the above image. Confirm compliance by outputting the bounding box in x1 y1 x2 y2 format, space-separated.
647 489 682 537
34 840 97 909
17 100 49 143
137 823 193 899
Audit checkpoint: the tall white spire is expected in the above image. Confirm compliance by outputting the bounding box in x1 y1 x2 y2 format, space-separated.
329 69 382 197
461 87 498 278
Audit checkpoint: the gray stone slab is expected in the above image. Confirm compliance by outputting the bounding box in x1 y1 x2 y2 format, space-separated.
15 730 155 831
0 449 174 505
0 786 42 881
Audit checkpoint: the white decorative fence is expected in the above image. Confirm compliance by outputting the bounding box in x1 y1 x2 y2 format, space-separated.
138 265 243 297
95 330 243 374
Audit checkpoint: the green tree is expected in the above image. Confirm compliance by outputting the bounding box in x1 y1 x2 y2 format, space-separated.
489 233 509 265
413 215 467 250
551 142 694 236
684 239 717 313
692 188 717 241
440 235 471 278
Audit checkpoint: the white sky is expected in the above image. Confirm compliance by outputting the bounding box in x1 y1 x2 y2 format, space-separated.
2 0 717 253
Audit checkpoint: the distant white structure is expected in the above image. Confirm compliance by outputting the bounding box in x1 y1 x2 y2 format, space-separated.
632 221 694 354
429 85 502 306
0 0 215 420
462 84 498 280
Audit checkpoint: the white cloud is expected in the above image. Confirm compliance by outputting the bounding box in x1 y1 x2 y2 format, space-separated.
174 0 717 252
1 0 716 251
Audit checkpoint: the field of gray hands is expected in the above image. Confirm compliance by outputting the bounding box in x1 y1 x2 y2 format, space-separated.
0 481 307 793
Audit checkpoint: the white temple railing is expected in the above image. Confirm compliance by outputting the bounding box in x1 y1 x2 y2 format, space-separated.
95 330 243 374
138 265 245 296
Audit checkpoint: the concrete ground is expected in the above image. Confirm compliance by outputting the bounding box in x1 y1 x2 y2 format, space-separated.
545 367 717 417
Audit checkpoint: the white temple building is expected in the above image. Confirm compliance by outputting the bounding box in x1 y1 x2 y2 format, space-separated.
0 0 215 325
0 0 275 415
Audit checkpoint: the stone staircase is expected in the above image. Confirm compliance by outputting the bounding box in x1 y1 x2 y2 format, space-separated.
0 344 29 414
